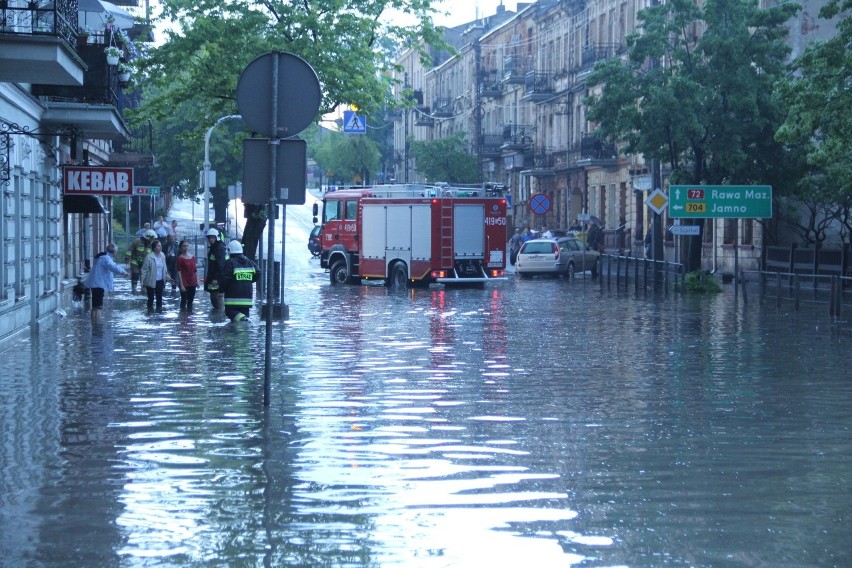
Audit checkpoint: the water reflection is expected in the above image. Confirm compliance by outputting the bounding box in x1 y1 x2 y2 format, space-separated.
0 272 850 566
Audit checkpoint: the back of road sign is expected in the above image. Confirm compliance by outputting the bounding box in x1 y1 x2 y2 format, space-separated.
236 52 321 138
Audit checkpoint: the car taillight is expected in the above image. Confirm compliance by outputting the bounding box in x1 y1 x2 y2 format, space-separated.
552 243 559 259
431 270 447 278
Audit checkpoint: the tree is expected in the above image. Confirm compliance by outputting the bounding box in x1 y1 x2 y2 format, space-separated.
409 132 479 183
586 0 800 270
312 131 381 186
134 0 445 256
775 0 852 244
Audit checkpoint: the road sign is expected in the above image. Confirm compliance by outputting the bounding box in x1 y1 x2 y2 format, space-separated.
529 193 550 215
669 224 700 236
133 185 160 196
669 185 772 219
343 110 366 134
645 188 668 214
236 51 321 138
242 138 307 205
577 213 591 222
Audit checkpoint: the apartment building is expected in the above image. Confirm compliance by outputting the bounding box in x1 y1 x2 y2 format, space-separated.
0 0 153 344
393 0 840 273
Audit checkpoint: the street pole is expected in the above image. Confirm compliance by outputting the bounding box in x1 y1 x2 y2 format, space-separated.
203 115 241 233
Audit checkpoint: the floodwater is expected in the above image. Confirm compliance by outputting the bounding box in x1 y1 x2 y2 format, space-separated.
1 202 850 567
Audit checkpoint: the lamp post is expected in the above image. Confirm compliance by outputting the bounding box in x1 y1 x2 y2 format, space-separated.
203 114 241 233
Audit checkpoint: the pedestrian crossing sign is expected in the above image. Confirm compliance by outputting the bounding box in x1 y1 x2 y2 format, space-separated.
343 110 366 134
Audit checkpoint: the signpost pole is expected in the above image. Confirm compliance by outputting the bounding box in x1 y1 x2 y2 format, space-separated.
263 54 281 408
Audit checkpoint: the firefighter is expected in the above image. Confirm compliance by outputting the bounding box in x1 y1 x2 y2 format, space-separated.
221 240 258 322
204 227 228 310
125 229 155 294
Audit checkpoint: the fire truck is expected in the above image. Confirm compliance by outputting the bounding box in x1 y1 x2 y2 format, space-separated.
316 184 508 287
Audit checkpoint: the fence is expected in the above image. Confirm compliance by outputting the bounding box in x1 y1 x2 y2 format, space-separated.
764 244 849 277
599 253 685 294
739 269 851 317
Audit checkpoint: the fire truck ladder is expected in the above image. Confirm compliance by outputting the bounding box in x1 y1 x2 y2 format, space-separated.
439 199 454 271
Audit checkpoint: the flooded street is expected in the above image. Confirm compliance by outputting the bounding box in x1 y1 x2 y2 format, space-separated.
1 200 851 567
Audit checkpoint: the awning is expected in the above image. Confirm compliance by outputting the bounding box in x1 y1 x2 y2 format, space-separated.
63 195 108 214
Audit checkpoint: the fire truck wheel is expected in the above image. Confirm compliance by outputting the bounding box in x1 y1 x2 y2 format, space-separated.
389 262 409 289
330 261 350 285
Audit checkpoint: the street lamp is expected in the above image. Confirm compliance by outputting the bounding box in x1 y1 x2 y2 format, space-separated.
203 114 242 233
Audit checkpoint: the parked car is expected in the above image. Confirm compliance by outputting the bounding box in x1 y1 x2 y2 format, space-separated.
515 237 600 279
308 225 322 257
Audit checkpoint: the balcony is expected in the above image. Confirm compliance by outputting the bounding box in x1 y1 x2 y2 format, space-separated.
110 120 155 166
432 97 453 118
480 133 503 159
527 146 556 177
577 43 621 75
502 55 529 84
478 68 502 99
31 32 130 140
414 106 433 127
522 71 554 102
501 124 532 152
0 0 84 85
562 134 618 169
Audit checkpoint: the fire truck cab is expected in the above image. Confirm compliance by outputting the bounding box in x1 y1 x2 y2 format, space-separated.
319 184 508 287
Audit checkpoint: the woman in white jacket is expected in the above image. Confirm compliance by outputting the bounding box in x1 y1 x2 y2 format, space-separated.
140 240 172 311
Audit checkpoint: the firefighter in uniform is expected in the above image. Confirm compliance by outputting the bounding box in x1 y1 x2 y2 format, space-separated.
221 240 258 322
125 229 155 294
204 227 228 309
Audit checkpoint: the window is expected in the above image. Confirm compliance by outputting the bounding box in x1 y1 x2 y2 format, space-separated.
723 219 737 245
345 200 357 220
742 219 753 245
323 201 341 222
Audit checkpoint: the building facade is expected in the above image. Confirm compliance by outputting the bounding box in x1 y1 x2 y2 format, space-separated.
391 0 839 273
0 0 153 346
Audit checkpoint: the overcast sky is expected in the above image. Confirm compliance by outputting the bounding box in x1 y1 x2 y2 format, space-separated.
429 0 520 28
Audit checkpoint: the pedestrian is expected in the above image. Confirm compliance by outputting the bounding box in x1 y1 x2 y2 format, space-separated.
176 239 198 312
124 229 155 294
170 219 179 240
204 227 228 310
509 228 523 265
140 239 172 312
153 215 169 239
541 225 553 238
83 243 129 325
569 219 582 232
588 222 603 252
163 233 177 291
135 222 151 238
221 240 258 322
521 226 534 243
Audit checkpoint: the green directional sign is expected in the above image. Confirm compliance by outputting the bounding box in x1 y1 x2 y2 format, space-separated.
669 185 772 219
133 185 160 196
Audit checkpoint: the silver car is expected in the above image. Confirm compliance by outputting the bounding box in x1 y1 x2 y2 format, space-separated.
515 237 600 279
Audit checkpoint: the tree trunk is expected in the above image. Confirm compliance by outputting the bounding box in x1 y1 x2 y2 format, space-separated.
241 204 267 260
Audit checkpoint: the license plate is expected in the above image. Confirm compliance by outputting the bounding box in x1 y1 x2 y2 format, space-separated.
528 255 544 260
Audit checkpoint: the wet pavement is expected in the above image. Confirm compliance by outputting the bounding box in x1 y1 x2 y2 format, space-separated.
1 199 851 567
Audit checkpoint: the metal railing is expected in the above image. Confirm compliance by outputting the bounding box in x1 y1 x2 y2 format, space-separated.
599 253 686 294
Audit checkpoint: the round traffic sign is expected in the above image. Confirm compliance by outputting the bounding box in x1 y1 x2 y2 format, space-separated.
529 193 551 215
236 51 321 138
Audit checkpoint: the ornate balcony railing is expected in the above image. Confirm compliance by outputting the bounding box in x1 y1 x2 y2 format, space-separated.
0 0 78 46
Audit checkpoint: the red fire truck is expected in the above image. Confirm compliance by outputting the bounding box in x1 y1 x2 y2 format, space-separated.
317 184 508 287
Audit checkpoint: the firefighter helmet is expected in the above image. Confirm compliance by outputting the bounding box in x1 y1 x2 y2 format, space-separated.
227 240 243 255
145 229 157 239
206 228 220 238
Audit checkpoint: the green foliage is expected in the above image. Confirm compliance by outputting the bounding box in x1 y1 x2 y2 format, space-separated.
586 0 800 189
683 270 722 294
136 0 443 140
409 132 478 183
312 131 381 185
775 0 852 236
